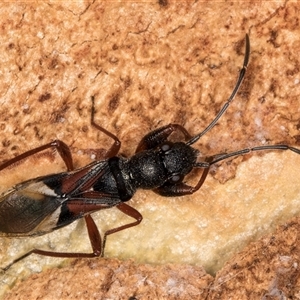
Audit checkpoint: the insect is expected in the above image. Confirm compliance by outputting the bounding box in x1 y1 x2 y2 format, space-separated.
1 34 299 270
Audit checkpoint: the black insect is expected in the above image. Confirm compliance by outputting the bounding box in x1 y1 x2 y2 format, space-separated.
1 34 299 270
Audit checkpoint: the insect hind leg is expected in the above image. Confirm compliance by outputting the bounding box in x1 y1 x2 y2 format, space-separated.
2 215 102 271
0 140 74 172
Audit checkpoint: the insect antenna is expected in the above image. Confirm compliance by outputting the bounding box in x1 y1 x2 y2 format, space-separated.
186 34 250 146
194 145 300 169
214 145 300 165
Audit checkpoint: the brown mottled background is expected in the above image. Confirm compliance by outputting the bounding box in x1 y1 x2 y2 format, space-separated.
0 1 300 299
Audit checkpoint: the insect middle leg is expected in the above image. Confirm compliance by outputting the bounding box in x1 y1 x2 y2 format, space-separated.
101 203 143 256
90 96 121 158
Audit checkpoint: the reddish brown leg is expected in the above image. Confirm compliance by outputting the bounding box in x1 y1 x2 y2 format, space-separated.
135 124 192 153
0 140 74 172
187 167 210 194
91 96 121 158
188 156 213 193
2 98 141 271
154 157 212 196
154 165 210 196
101 203 143 256
2 201 142 270
3 205 142 270
2 215 102 271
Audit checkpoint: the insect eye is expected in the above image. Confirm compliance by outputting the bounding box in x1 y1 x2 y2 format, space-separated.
170 174 182 182
161 142 172 152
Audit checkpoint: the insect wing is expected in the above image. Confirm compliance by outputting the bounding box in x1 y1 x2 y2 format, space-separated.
0 160 122 237
0 178 65 237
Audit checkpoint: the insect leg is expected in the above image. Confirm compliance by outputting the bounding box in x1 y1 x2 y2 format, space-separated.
0 140 74 172
101 203 143 256
2 215 103 271
91 96 121 158
154 157 212 196
187 156 213 193
136 124 192 153
154 167 211 196
2 201 142 269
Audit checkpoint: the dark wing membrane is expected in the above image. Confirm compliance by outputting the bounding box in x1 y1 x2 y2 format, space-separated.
0 160 123 236
0 186 62 236
0 166 93 236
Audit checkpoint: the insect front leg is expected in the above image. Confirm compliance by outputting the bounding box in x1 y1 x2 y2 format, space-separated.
154 157 212 197
154 164 211 197
135 124 192 153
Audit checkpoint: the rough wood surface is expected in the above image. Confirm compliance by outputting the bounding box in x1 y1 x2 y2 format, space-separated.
0 1 300 299
4 217 300 299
